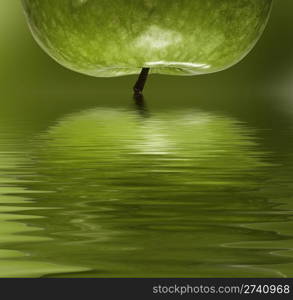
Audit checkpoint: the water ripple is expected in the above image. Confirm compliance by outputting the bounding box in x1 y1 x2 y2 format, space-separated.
0 108 292 277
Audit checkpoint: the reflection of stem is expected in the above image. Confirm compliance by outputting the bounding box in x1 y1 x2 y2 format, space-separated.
133 68 150 96
133 92 149 118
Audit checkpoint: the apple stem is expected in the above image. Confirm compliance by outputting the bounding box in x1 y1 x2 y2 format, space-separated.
133 68 150 96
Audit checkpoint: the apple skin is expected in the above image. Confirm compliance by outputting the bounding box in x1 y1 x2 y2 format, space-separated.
22 0 272 77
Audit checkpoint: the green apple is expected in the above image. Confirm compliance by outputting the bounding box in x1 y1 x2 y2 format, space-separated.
22 0 273 77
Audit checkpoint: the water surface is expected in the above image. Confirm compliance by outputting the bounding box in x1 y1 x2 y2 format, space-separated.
0 93 293 278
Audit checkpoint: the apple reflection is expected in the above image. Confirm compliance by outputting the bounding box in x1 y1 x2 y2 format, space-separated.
21 108 285 277
30 107 269 216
